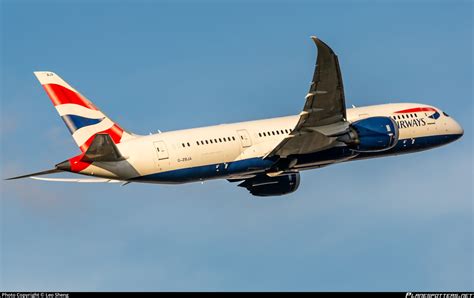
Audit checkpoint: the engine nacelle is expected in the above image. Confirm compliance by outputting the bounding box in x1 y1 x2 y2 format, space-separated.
349 116 399 152
238 173 300 197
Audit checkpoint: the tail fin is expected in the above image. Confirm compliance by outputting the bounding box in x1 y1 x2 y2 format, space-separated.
34 71 133 152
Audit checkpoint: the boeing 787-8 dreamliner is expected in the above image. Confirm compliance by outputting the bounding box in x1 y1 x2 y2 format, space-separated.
7 37 464 196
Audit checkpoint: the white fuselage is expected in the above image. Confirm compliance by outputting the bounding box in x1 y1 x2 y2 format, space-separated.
81 102 463 183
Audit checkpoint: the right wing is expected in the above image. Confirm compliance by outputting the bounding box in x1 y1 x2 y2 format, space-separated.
300 36 347 126
266 36 350 158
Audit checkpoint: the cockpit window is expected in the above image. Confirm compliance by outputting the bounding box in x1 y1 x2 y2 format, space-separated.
443 112 450 117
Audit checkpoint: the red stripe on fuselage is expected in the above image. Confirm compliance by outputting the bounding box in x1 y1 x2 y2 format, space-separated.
394 107 437 114
43 84 98 110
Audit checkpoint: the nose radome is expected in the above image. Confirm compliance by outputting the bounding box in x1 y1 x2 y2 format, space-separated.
452 119 464 137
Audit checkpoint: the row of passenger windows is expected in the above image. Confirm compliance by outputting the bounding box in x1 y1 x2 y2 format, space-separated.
180 128 292 148
258 129 292 138
182 136 237 148
392 113 419 120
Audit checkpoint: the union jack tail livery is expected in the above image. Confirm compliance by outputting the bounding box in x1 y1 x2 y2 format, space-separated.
34 72 133 152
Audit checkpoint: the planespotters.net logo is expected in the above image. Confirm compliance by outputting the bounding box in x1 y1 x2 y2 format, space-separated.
406 293 474 298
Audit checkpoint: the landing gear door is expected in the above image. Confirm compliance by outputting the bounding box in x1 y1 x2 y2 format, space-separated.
237 129 252 148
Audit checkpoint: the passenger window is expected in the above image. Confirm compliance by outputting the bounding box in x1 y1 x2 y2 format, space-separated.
187 142 190 147
196 141 199 146
219 138 222 142
182 143 185 148
232 136 236 141
259 133 262 137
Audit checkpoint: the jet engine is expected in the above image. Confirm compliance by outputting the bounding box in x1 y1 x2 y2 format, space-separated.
342 116 399 152
238 173 300 197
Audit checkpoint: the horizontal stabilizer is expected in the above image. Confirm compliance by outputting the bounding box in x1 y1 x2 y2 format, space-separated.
31 177 123 183
5 168 63 180
81 133 124 162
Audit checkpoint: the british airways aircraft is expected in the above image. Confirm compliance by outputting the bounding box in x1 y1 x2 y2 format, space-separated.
7 37 464 196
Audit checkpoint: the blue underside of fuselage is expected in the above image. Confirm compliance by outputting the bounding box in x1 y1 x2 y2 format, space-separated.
131 134 462 184
133 157 276 184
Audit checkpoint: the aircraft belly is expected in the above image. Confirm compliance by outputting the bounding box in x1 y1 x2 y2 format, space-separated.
132 157 275 184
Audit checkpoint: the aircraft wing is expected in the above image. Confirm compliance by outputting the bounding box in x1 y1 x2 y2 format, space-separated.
31 177 124 183
266 36 349 158
5 168 64 180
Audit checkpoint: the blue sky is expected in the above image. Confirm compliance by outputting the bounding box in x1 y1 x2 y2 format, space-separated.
1 0 472 291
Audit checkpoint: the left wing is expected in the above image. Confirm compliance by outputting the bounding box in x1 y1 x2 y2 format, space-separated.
266 36 350 158
31 177 123 183
5 168 63 180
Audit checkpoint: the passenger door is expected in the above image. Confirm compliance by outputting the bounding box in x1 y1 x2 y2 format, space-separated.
154 141 169 160
153 141 169 170
237 129 252 148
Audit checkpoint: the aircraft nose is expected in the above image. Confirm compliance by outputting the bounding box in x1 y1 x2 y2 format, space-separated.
452 118 464 138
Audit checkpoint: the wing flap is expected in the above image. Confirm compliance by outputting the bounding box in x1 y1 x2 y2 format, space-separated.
265 130 337 158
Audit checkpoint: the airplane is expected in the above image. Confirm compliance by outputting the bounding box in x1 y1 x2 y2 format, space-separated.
6 37 464 196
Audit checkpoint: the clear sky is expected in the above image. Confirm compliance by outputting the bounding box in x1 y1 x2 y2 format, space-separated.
1 0 472 291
